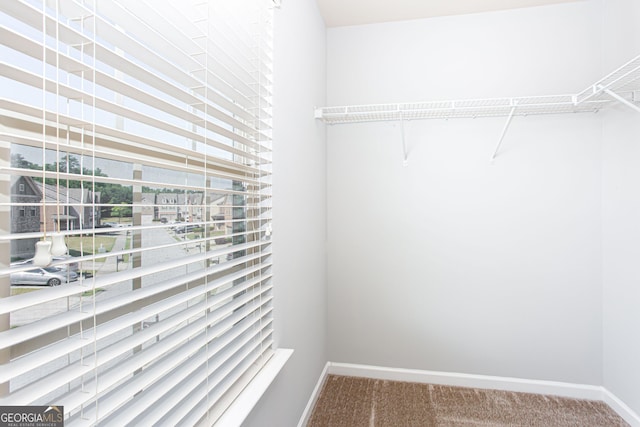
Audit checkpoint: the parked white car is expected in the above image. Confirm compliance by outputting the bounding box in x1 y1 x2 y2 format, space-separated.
10 267 79 287
12 255 79 274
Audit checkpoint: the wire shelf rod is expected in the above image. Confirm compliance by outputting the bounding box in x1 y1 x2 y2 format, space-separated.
316 54 640 125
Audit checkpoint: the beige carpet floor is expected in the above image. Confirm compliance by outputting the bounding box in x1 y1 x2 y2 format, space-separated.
307 375 629 427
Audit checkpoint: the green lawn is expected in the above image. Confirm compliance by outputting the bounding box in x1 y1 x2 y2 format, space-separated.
81 288 105 297
11 287 40 296
66 236 116 256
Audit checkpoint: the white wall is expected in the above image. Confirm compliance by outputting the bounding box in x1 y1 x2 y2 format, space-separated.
327 2 605 384
601 0 640 417
242 1 327 426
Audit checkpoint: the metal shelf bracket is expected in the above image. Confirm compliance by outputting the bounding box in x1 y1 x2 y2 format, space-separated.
400 113 408 166
491 105 516 162
599 86 640 114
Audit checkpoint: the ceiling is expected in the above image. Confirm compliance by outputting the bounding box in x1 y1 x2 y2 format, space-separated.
316 0 583 27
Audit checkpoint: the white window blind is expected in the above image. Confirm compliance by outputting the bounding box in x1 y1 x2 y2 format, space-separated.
0 0 273 425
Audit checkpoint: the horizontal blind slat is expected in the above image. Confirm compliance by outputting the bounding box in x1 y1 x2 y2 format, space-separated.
155 334 274 427
0 63 266 163
0 268 272 383
6 292 272 409
112 0 263 101
0 24 272 149
0 166 269 198
107 324 273 427
177 341 275 426
3 0 272 127
89 0 260 113
0 240 270 316
0 101 268 175
65 303 273 424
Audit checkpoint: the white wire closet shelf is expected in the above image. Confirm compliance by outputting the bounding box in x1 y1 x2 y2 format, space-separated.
315 54 640 124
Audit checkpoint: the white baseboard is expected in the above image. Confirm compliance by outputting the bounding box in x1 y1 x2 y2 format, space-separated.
296 361 330 427
326 362 603 400
298 361 640 427
602 387 640 427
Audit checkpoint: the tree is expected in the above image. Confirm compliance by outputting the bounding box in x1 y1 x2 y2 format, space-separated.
111 203 132 223
57 154 81 174
11 153 36 169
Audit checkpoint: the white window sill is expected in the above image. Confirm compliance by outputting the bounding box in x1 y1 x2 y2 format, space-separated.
214 348 294 426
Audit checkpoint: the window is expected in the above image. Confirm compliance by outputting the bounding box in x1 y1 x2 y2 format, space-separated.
0 0 273 425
